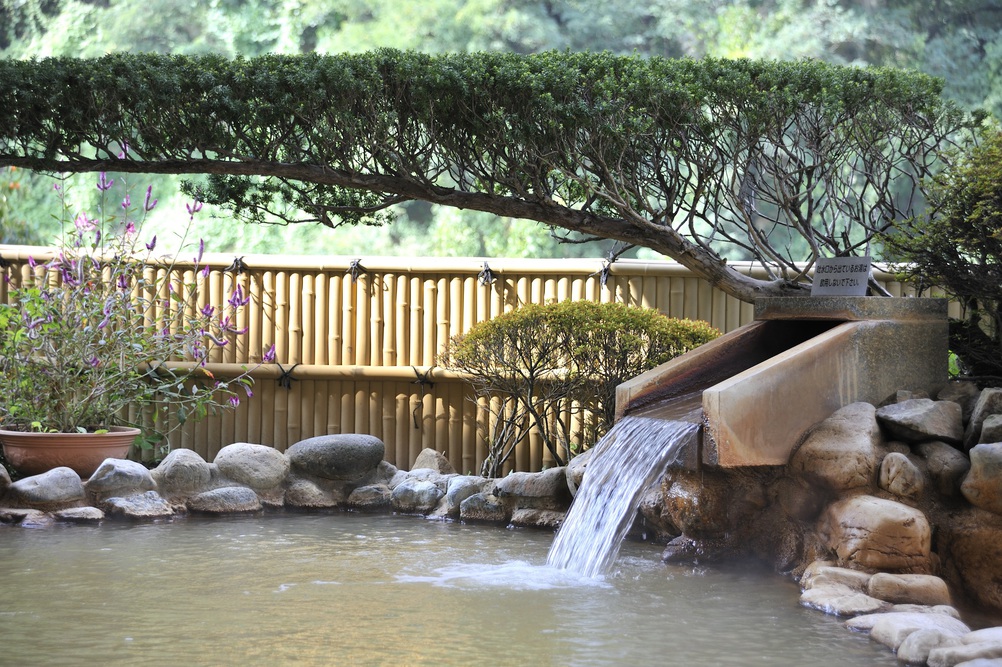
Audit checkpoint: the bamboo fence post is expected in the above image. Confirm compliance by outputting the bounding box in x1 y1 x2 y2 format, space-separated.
394 384 409 468
329 272 343 365
395 275 409 366
409 276 423 366
382 273 397 366
300 379 316 440
313 273 328 365
341 272 355 365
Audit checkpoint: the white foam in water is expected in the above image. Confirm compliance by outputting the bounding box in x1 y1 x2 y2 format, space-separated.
547 415 699 578
396 561 605 590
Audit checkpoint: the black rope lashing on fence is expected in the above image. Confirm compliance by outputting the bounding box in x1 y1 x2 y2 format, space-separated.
347 258 367 283
225 256 250 274
478 262 496 286
411 365 435 429
275 362 300 390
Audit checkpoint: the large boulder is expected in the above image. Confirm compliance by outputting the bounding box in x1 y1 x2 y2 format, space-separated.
284 477 346 508
84 459 157 500
346 484 392 509
867 572 952 606
790 402 885 492
876 399 964 445
879 452 925 500
493 467 571 511
938 381 980 422
980 414 1002 445
961 443 1002 515
937 509 1002 612
6 467 85 509
864 612 970 652
100 490 174 519
286 434 384 481
964 388 1002 450
799 582 889 617
917 441 971 497
152 448 213 498
411 448 456 474
820 495 932 571
187 486 262 514
214 443 290 490
459 492 510 524
390 478 444 514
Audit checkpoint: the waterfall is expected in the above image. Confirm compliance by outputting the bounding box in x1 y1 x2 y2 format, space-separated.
546 415 699 578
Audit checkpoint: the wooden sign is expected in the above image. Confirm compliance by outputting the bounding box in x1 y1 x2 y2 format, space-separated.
811 256 871 296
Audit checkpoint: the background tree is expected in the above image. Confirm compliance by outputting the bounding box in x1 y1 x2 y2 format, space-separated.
882 127 1002 385
0 52 975 301
0 0 998 259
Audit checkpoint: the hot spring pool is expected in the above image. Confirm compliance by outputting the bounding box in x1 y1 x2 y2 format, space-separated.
0 513 896 666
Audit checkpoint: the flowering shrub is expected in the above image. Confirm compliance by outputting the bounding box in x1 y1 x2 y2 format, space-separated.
0 174 274 452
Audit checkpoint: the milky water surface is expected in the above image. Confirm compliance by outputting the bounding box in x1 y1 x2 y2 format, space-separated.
0 513 897 666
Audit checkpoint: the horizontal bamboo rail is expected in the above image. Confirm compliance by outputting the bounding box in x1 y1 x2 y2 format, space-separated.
0 246 950 473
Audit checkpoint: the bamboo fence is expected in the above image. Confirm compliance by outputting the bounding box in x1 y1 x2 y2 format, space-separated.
0 246 941 473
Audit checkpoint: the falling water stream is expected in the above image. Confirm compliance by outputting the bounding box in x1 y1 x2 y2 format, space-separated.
546 415 699 577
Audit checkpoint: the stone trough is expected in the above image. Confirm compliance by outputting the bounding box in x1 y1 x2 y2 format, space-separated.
616 296 949 467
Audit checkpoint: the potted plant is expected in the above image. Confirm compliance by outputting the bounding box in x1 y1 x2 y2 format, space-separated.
0 174 274 478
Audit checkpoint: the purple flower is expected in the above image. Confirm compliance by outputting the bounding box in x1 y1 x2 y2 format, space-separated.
121 193 131 210
186 200 203 215
27 256 35 269
227 285 249 308
200 304 215 318
97 172 114 192
125 221 136 236
117 140 129 159
262 344 276 363
201 265 210 278
73 213 96 232
87 356 101 368
145 235 157 251
117 275 129 290
228 396 240 407
143 186 158 212
195 239 204 264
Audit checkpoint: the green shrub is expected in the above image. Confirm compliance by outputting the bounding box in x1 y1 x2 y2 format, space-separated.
441 301 719 476
882 127 1002 385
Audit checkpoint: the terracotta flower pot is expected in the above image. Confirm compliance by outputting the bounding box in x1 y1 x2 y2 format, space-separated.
0 426 140 479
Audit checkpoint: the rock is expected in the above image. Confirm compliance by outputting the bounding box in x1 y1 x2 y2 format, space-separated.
54 506 104 523
459 492 510 523
790 402 885 492
0 464 10 494
965 388 1002 450
0 507 52 526
821 495 932 571
101 490 174 519
799 583 889 617
961 444 1002 514
152 449 213 497
890 605 962 619
85 459 157 499
867 572 952 606
866 612 970 651
965 628 1002 645
440 475 488 518
7 467 85 508
661 468 745 539
287 434 384 481
510 508 564 530
897 629 963 665
929 642 1002 667
773 476 827 522
493 467 571 511
980 415 1002 445
938 381 980 422
390 479 444 513
284 477 345 508
214 443 290 490
346 484 392 509
876 398 964 445
188 486 262 514
361 460 400 487
879 451 925 499
800 564 872 592
401 467 453 491
565 448 594 496
661 536 699 563
937 509 1002 611
411 448 456 474
918 441 971 497
954 659 1002 667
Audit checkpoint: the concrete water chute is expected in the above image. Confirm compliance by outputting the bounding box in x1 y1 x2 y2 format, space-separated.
615 297 949 468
